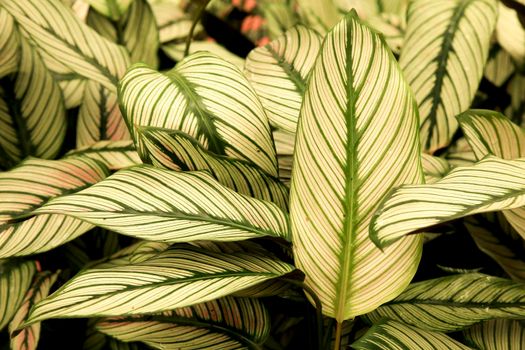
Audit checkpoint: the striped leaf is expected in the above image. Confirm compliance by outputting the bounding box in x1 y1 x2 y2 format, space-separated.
20 244 295 325
96 296 270 349
352 319 472 350
150 1 202 44
119 52 278 176
0 32 67 166
244 25 322 133
484 45 515 87
399 0 497 153
364 273 525 332
58 77 86 109
366 13 405 54
446 137 477 167
295 0 340 33
86 0 133 21
496 3 525 68
421 154 450 184
2 0 131 93
77 80 130 147
139 127 289 210
273 129 295 186
65 140 141 170
465 214 525 282
0 260 36 331
370 156 525 247
289 12 424 321
463 319 525 350
0 157 109 257
0 8 19 77
87 0 159 67
506 74 525 127
161 41 245 70
9 271 59 350
34 166 290 243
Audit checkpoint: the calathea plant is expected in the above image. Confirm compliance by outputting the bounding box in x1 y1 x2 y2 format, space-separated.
1 0 525 349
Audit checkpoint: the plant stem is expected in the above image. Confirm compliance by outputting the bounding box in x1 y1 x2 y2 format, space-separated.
334 321 342 350
184 0 211 57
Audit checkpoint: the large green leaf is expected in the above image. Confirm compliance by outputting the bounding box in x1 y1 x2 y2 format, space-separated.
65 140 141 170
0 157 109 257
119 52 278 176
0 8 18 77
139 127 289 210
370 156 525 247
463 319 525 349
0 28 66 167
19 244 295 326
1 0 130 93
96 296 270 349
244 25 322 133
34 166 290 242
9 271 59 350
399 0 497 153
352 319 472 350
0 260 36 331
289 12 423 321
364 273 525 332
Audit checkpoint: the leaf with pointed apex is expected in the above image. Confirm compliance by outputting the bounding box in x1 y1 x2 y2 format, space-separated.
0 157 109 258
370 156 525 247
0 9 19 78
9 271 59 350
421 154 450 184
2 0 130 93
364 273 525 332
119 52 278 176
352 319 472 350
484 45 515 87
139 127 289 210
77 80 130 148
399 0 497 153
85 0 133 21
463 319 525 349
0 260 36 331
96 296 270 349
20 244 295 326
34 166 290 243
289 12 423 322
496 3 525 68
245 25 322 133
65 140 141 170
0 32 66 166
506 74 525 127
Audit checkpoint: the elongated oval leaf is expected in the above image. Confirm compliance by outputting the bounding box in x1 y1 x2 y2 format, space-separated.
9 271 59 350
0 157 109 257
371 156 525 247
20 244 295 326
0 260 36 331
364 273 525 332
421 154 450 184
399 0 497 153
2 0 130 93
34 166 290 242
58 77 86 109
0 8 18 78
484 45 515 87
463 319 525 349
496 3 525 68
119 52 278 176
65 140 141 170
96 296 270 349
244 25 322 133
139 127 289 210
352 319 472 350
290 12 423 321
506 74 525 127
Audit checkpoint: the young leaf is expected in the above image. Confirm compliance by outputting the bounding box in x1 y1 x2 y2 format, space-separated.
370 156 525 247
399 0 497 153
20 244 295 326
364 273 525 332
0 157 109 257
77 80 130 147
139 127 289 210
463 319 525 349
0 260 36 331
96 296 270 349
119 52 278 176
0 31 66 165
289 12 424 321
65 140 141 170
34 166 291 243
244 25 322 133
2 0 130 93
0 8 19 77
9 271 59 350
